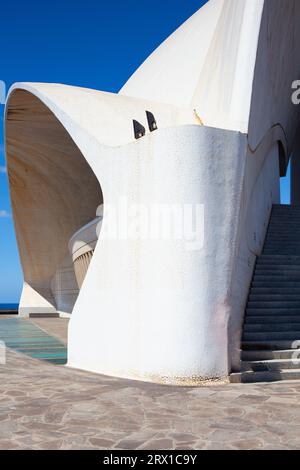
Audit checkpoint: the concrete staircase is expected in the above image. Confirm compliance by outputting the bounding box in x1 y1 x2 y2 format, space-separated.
231 205 300 383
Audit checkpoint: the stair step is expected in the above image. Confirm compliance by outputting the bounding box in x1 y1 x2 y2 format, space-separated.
230 369 300 383
234 205 300 383
245 316 300 324
242 340 300 350
264 240 300 244
244 323 300 332
268 222 300 226
252 275 300 281
269 215 300 218
270 211 300 214
247 301 300 308
271 207 300 211
264 243 300 246
265 239 300 244
256 263 300 268
254 270 300 275
252 281 300 288
241 358 300 372
269 228 300 230
249 294 300 301
269 216 300 219
266 233 300 237
267 228 300 231
272 204 300 207
246 308 300 316
267 223 300 226
269 227 300 230
29 313 59 318
250 288 300 294
267 232 300 235
266 241 300 244
255 265 300 271
271 207 300 210
253 274 300 280
263 250 300 254
266 229 300 232
263 251 300 255
241 349 300 361
243 331 300 341
258 255 300 262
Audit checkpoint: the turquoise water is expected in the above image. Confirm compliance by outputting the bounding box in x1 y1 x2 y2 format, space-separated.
0 318 67 364
0 308 68 365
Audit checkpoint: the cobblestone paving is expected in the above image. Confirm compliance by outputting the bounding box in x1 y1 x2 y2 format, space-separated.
0 317 300 450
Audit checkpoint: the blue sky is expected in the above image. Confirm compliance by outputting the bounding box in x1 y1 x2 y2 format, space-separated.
0 0 291 302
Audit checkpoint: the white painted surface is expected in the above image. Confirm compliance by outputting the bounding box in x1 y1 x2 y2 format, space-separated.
121 0 225 109
67 126 247 382
248 0 300 155
121 0 264 134
67 126 279 381
8 83 199 148
18 282 56 318
121 0 300 156
4 0 300 382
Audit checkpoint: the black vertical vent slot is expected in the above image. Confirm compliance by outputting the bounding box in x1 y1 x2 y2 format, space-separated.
133 120 146 140
146 111 157 132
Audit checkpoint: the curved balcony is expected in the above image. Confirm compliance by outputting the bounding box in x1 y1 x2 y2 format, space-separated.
69 217 102 289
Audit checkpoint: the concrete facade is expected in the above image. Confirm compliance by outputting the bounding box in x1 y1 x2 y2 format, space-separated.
4 0 300 383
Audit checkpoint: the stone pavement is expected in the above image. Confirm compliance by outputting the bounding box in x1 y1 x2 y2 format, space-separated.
0 316 300 450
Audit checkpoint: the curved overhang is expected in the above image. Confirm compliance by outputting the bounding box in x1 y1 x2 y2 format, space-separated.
6 82 199 150
5 87 103 314
4 83 200 316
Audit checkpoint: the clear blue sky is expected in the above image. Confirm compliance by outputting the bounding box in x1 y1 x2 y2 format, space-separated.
0 0 291 303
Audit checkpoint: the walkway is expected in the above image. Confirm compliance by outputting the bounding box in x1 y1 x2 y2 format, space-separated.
0 317 300 450
0 318 67 365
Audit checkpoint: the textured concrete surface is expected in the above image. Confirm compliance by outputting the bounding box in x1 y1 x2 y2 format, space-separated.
0 317 300 450
30 317 69 344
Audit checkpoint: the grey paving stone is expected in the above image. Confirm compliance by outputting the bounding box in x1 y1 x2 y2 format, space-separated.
0 317 300 449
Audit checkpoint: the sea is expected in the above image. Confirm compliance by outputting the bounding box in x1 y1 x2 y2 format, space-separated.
0 303 19 311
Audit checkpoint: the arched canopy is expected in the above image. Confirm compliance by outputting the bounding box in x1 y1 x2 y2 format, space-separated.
5 89 103 311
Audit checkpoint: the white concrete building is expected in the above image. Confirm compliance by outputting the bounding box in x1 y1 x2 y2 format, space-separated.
5 0 300 384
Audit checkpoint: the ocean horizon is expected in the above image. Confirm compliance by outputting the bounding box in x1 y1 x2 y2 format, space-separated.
0 303 19 311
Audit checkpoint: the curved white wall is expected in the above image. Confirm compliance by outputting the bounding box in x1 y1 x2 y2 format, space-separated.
5 0 300 383
248 0 300 155
67 125 248 382
121 0 300 162
121 0 264 134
